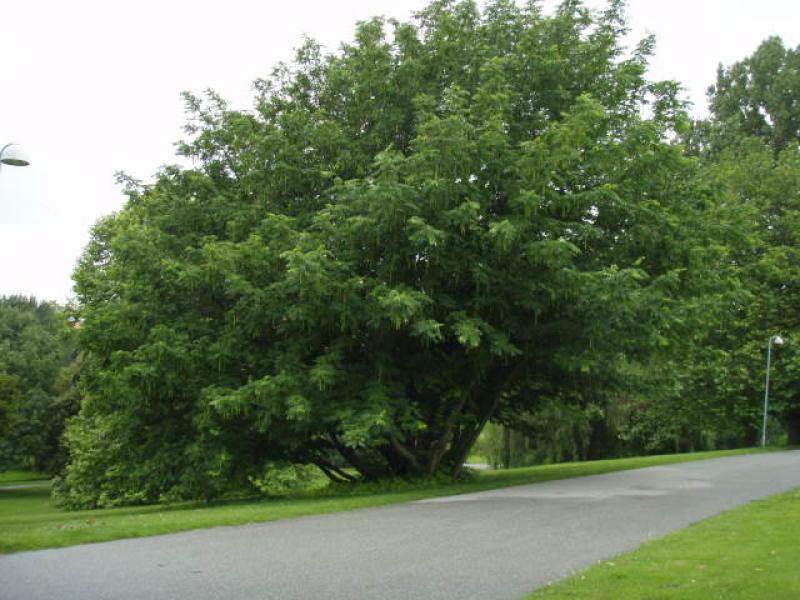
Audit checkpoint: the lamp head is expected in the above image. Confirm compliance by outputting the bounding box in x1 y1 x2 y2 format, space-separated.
772 335 785 346
0 143 30 167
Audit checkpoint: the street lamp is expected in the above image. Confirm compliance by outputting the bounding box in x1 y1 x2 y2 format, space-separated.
761 334 784 447
0 142 31 171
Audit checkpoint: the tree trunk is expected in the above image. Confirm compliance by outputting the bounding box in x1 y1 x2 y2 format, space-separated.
448 366 521 475
587 418 612 460
503 426 512 469
329 433 384 480
448 421 488 475
741 427 758 447
314 459 357 483
388 435 423 475
786 413 800 446
426 391 471 474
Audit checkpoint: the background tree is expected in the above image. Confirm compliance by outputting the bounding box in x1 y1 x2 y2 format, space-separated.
0 296 77 472
704 139 800 444
675 37 800 447
708 37 800 155
59 0 733 508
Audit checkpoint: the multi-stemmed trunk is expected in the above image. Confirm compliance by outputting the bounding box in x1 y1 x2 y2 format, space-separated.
315 366 519 480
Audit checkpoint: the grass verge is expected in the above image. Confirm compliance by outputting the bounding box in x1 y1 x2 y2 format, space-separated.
528 486 800 600
0 446 785 554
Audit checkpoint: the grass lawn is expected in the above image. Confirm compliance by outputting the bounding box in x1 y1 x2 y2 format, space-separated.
0 470 49 485
529 487 800 600
0 447 784 554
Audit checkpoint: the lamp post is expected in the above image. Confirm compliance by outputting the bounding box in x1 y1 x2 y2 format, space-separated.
0 142 31 172
761 334 784 447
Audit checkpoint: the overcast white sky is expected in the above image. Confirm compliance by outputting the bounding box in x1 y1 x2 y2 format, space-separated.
1 0 799 304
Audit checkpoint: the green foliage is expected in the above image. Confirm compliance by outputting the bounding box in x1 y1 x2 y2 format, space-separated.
682 37 800 447
708 37 800 154
477 402 597 468
0 296 78 473
62 0 736 506
0 375 22 439
248 462 325 496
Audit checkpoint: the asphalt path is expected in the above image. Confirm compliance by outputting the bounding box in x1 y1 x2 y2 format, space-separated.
2 451 799 600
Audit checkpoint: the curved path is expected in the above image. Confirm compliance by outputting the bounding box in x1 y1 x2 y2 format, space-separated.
2 451 799 600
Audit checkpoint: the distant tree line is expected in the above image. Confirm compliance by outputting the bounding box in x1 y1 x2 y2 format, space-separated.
2 1 796 508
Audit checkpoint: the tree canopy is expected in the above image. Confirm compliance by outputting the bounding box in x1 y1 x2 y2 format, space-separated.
55 1 799 508
708 37 800 154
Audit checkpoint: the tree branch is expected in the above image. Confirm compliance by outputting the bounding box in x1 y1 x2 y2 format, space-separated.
314 456 358 483
426 391 470 473
449 365 521 474
329 432 384 480
389 435 423 474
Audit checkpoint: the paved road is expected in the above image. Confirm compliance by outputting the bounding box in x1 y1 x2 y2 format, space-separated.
2 451 799 600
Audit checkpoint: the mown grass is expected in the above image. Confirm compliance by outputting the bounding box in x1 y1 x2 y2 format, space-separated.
528 486 800 600
0 470 48 485
0 447 782 554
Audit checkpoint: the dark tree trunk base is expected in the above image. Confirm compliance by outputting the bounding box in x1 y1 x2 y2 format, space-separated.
741 428 758 447
786 413 800 446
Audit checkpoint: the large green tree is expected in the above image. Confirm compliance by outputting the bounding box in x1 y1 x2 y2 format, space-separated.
59 0 722 507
